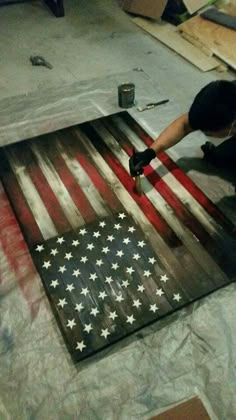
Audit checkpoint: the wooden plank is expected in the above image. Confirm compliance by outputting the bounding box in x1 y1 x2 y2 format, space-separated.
133 18 220 72
179 15 236 69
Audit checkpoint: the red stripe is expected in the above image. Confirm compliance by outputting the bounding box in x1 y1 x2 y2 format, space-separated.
0 185 41 319
67 129 123 212
19 143 72 233
81 124 181 248
1 169 44 245
43 133 97 224
122 113 235 233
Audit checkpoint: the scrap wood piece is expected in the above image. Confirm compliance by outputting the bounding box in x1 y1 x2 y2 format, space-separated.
201 6 236 30
150 396 211 420
182 0 210 15
179 15 236 70
133 17 221 72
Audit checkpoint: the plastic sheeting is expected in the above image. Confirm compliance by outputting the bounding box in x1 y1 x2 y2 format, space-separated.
0 36 236 420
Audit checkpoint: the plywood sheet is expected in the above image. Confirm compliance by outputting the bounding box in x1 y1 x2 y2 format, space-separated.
179 15 236 69
133 18 220 71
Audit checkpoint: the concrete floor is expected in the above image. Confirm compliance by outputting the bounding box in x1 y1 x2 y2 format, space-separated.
0 1 236 419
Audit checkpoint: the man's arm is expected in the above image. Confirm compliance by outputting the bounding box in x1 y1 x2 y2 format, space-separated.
150 113 194 154
129 113 194 176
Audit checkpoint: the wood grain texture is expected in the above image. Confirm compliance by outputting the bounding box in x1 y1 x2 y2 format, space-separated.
179 15 236 69
133 18 221 72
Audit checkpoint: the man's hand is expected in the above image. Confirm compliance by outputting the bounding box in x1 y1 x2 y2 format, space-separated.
129 148 156 177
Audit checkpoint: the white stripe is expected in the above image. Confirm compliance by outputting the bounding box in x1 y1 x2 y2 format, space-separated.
73 127 194 287
6 149 58 240
31 142 85 229
111 115 225 238
92 119 227 284
56 137 109 218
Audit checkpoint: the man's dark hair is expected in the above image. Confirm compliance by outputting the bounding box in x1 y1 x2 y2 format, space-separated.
189 80 236 131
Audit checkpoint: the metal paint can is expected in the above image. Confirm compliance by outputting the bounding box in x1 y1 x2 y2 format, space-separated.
118 83 135 108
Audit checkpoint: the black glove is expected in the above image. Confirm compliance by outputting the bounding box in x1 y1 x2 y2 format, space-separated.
129 148 156 177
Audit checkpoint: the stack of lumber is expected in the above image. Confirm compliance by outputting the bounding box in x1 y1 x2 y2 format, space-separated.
178 8 236 71
133 17 226 72
132 1 236 72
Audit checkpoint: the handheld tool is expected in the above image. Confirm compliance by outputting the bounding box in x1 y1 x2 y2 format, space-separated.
137 99 169 112
30 55 53 70
129 147 143 196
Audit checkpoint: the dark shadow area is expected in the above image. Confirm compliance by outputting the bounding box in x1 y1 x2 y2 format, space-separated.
175 155 236 224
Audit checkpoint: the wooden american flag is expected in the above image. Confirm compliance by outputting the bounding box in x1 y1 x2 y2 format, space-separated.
0 112 236 362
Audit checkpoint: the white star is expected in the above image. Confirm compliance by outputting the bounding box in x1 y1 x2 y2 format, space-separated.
133 253 141 261
50 248 58 256
50 279 59 288
118 213 126 219
58 298 67 308
73 269 81 278
59 265 66 273
150 304 158 313
126 266 135 275
80 256 88 263
90 307 99 317
105 276 113 285
36 244 44 252
173 293 182 302
138 241 145 248
101 328 110 339
156 288 164 297
57 237 65 244
43 261 51 269
76 341 86 352
128 226 136 233
79 228 87 236
144 270 151 278
66 283 75 292
109 311 118 320
160 274 169 283
123 238 131 245
137 284 145 293
99 291 107 300
93 231 101 238
112 262 119 270
148 257 156 265
81 287 89 296
90 273 98 281
65 252 73 261
96 259 104 267
99 221 106 228
107 235 115 242
84 323 93 333
72 239 80 247
87 243 95 251
122 279 130 288
133 299 142 309
116 250 124 258
67 319 76 329
114 223 122 230
75 302 84 312
102 246 110 254
126 315 135 324
115 294 124 302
